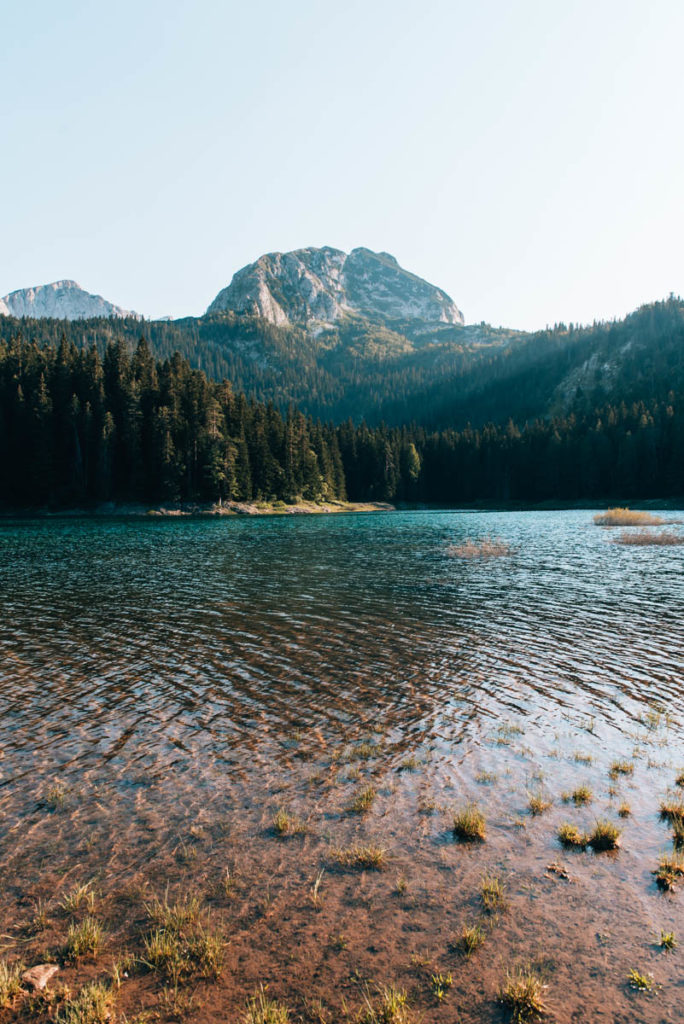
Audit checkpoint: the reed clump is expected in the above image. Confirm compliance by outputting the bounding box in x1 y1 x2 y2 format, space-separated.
594 508 666 527
332 845 387 870
243 985 291 1024
0 961 23 1010
588 819 621 851
453 804 486 841
447 537 513 559
558 823 588 849
653 852 684 891
614 529 684 546
499 966 546 1022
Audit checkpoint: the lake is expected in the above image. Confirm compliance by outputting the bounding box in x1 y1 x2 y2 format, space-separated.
1 510 683 1023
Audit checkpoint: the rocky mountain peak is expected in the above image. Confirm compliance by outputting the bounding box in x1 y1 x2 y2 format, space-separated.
206 247 463 328
0 280 141 320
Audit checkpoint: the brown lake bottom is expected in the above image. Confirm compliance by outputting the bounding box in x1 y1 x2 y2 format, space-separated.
0 511 683 1023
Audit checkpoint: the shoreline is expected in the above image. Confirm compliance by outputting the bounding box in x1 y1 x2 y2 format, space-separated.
0 499 395 518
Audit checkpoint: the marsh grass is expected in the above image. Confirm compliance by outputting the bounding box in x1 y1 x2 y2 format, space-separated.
43 782 69 811
60 881 96 916
618 802 632 818
499 967 546 1022
272 808 306 836
359 985 412 1024
565 785 593 806
676 770 684 788
528 791 551 816
430 972 452 1001
609 760 634 779
480 874 506 913
243 985 291 1024
55 981 114 1024
332 845 387 870
447 537 513 559
659 799 684 826
145 892 202 932
349 784 377 813
588 820 621 851
627 968 656 992
653 852 684 890
659 930 676 951
558 823 588 849
0 960 23 1009
65 916 105 959
456 923 486 957
594 508 665 526
453 804 486 841
614 529 684 546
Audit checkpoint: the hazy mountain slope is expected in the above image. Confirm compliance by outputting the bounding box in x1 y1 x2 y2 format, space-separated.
0 280 140 320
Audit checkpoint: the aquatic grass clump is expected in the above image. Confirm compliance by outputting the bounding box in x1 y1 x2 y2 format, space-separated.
528 791 551 816
480 874 506 913
614 529 684 546
499 966 546 1022
609 760 634 779
653 852 684 891
272 808 306 836
349 784 377 813
558 823 588 849
455 922 486 958
143 925 223 984
618 802 632 818
563 785 592 806
659 930 677 950
65 916 105 959
627 968 656 992
594 508 665 527
55 981 114 1024
453 804 486 841
146 892 202 931
675 770 684 788
332 844 387 870
60 881 96 916
359 985 412 1024
0 960 24 1010
588 819 621 851
447 536 513 559
659 798 684 826
243 985 291 1024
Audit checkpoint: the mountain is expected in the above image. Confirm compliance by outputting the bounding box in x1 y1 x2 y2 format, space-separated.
0 280 141 320
206 246 464 329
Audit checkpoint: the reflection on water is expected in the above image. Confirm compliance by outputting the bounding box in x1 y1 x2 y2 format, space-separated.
2 511 682 798
1 510 683 1021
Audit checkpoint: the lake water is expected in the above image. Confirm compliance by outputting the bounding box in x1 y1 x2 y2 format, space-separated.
1 510 683 1023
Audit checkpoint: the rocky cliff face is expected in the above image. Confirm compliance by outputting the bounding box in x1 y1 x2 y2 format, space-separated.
0 280 140 319
206 247 464 328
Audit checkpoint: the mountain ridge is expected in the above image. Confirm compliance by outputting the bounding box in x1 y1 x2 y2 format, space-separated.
0 280 140 320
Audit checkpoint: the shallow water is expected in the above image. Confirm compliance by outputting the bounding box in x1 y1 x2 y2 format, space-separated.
1 510 683 1022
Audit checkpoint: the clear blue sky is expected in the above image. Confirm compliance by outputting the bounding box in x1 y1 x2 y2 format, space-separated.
1 0 683 330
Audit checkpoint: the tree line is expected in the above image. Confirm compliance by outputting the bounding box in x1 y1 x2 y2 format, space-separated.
0 335 682 507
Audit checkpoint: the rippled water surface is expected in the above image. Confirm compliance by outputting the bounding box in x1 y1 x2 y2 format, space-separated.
1 510 683 1023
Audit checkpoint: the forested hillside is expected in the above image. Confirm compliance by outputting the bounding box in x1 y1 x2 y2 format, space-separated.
1 334 683 508
1 297 683 434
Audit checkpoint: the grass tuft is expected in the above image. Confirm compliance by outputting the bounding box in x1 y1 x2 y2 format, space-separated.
349 784 377 813
499 966 546 1022
480 874 506 913
528 791 551 816
558 823 588 849
243 985 291 1024
65 916 105 959
614 529 684 546
453 804 486 841
456 922 486 957
653 852 684 890
627 968 656 992
55 981 114 1024
0 961 23 1010
609 760 634 779
659 930 676 951
588 819 621 851
359 985 412 1024
332 844 387 870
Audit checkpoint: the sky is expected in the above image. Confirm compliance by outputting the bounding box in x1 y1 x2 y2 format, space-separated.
1 0 683 330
